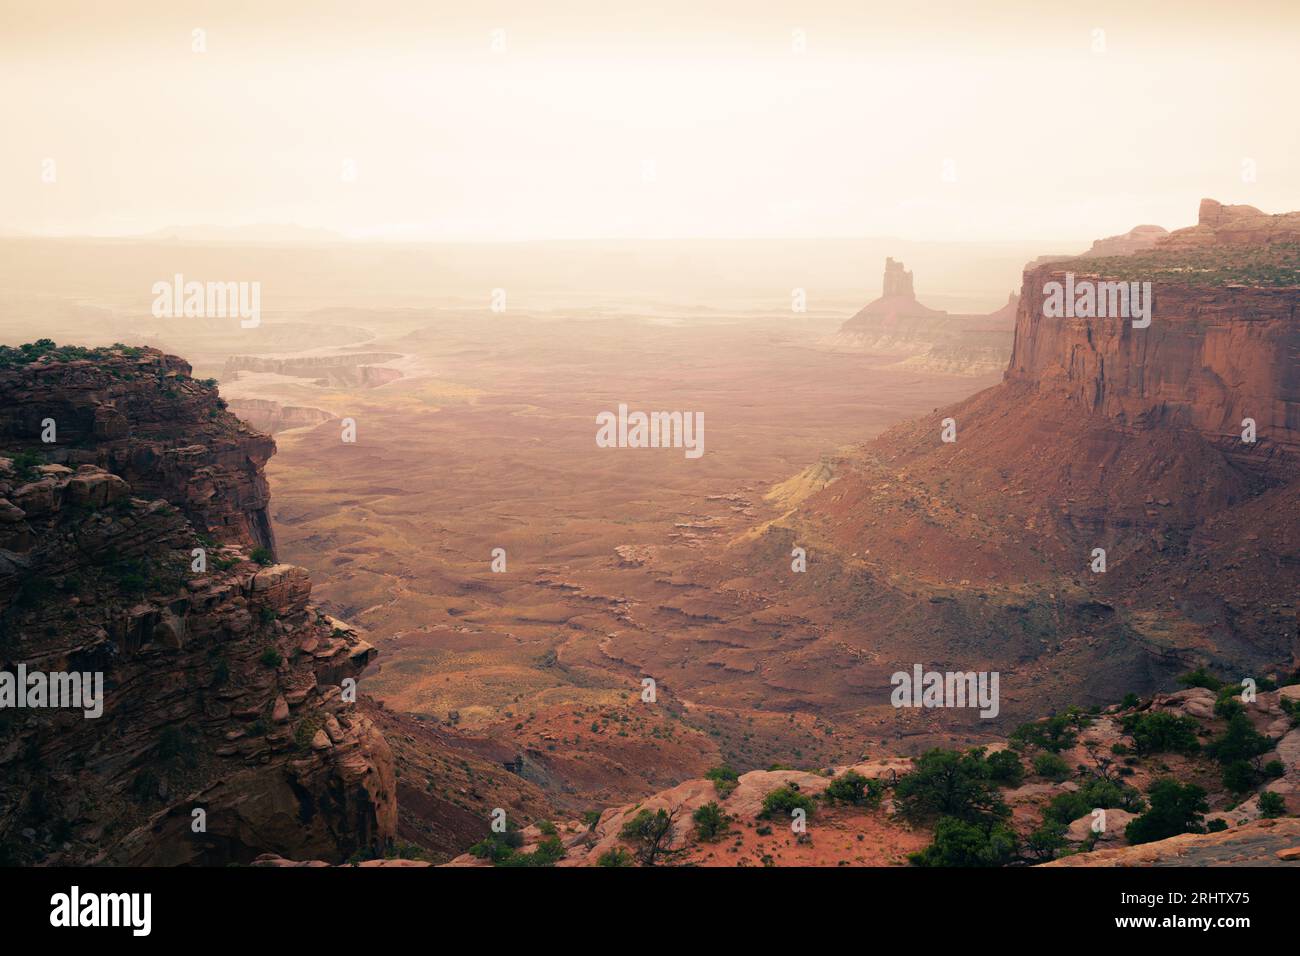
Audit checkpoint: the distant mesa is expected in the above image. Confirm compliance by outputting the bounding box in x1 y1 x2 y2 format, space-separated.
225 398 337 435
1158 197 1300 248
830 258 1017 375
850 257 948 321
881 256 912 297
222 352 403 389
1080 223 1168 258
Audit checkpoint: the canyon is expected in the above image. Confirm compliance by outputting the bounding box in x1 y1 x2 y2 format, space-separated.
0 199 1295 867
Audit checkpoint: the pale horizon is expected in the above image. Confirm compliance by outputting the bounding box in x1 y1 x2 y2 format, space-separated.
3 0 1296 243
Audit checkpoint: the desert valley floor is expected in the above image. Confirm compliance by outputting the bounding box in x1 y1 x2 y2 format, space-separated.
206 305 997 807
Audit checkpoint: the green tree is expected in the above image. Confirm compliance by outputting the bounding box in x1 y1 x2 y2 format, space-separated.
692 802 728 840
824 770 884 806
619 808 678 866
597 847 633 867
1043 777 1143 825
1205 712 1272 765
985 749 1024 787
1124 779 1208 845
1033 751 1070 782
1120 711 1201 756
1176 667 1222 691
1023 821 1069 862
909 817 1018 867
894 749 1009 824
1258 791 1285 819
759 785 816 820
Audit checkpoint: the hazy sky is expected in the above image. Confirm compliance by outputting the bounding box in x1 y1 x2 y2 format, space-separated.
2 0 1297 241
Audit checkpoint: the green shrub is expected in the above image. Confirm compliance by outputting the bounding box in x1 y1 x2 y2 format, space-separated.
705 765 739 797
1222 759 1256 793
1010 710 1090 753
250 547 275 566
468 827 524 864
985 750 1024 787
759 785 815 820
1033 751 1070 783
909 817 1018 867
1258 791 1285 819
259 648 283 668
824 770 884 806
496 836 564 867
692 802 728 840
894 749 1009 824
1043 778 1144 825
1125 779 1208 845
1205 713 1273 765
1023 821 1068 862
1120 711 1201 756
1176 667 1222 691
619 808 677 866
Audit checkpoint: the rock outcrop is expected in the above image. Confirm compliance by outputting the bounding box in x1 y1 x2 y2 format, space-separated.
222 353 403 389
0 346 276 553
1080 224 1168 258
831 259 1017 375
880 256 916 299
225 398 336 436
1009 201 1300 475
0 344 395 865
1045 817 1300 867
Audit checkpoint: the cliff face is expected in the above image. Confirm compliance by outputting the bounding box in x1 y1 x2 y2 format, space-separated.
1008 203 1300 476
0 348 277 553
0 344 395 865
756 202 1300 720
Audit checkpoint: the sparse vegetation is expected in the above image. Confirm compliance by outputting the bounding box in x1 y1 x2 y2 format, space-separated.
692 801 728 840
1258 791 1285 819
618 808 679 866
1032 751 1070 783
1125 779 1208 845
705 764 739 797
824 770 884 807
1120 711 1201 757
894 749 1009 824
909 816 1018 867
759 785 816 820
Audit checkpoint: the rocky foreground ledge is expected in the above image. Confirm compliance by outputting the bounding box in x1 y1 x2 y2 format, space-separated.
1044 817 1300 867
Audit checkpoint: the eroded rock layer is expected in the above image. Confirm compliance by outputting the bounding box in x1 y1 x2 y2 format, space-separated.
0 345 395 865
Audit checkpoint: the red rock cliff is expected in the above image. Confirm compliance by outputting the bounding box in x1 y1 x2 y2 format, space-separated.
1007 201 1300 476
0 344 395 865
0 347 277 553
